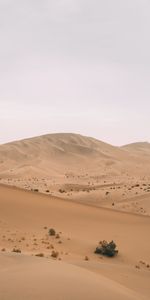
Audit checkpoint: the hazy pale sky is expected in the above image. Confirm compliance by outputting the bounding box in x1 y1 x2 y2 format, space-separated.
0 0 150 145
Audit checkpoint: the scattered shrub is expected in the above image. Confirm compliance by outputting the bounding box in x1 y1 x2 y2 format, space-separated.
59 189 66 193
49 228 56 236
135 265 140 269
95 240 118 257
51 250 59 258
1 248 6 252
84 256 89 261
55 234 60 239
35 253 44 257
12 248 21 253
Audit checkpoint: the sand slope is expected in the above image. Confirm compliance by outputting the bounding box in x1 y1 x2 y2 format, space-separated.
0 184 150 299
0 133 150 215
0 133 149 177
0 253 145 300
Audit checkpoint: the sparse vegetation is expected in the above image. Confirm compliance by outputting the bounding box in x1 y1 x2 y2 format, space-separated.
35 253 44 257
55 233 60 239
84 255 89 261
49 228 56 236
51 250 59 258
95 240 118 257
12 248 21 253
59 189 66 193
1 248 6 252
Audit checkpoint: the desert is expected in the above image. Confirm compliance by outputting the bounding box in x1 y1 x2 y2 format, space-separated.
1 0 150 299
0 133 150 300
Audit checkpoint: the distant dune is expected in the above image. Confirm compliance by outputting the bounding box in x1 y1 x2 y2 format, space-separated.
0 133 150 215
0 134 150 299
0 133 149 177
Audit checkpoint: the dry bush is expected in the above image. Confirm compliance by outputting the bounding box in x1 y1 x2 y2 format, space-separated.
51 250 59 258
84 256 89 261
1 248 6 252
95 240 118 257
59 189 66 193
12 248 21 253
49 228 56 236
55 234 60 239
35 253 44 257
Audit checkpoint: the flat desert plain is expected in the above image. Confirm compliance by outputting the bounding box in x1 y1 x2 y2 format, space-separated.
0 133 150 299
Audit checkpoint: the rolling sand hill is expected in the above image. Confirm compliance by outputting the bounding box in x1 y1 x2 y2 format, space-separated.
0 134 150 299
0 184 150 300
0 133 150 215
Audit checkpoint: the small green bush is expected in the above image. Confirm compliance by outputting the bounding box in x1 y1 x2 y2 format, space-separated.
95 240 118 257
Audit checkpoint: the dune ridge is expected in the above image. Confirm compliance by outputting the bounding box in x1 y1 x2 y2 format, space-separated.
0 133 150 216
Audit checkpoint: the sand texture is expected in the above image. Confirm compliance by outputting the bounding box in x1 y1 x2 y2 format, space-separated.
0 133 150 215
0 184 150 299
0 133 150 299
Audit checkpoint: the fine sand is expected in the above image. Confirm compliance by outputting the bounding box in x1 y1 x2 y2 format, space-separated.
0 133 150 216
0 184 150 300
0 133 150 299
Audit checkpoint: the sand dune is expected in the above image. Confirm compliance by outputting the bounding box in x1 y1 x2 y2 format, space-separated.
0 133 149 176
0 253 145 300
0 133 150 215
0 132 150 298
0 184 150 299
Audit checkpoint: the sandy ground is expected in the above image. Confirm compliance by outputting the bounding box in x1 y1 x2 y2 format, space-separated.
0 133 150 299
0 184 150 300
0 133 150 215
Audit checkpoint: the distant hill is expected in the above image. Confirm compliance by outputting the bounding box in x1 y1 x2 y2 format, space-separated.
0 133 150 178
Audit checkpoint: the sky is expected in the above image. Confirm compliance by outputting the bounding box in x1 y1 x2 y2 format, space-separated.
0 0 150 145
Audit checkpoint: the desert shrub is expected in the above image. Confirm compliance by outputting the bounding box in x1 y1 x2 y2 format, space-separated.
12 248 21 253
51 250 59 258
35 253 44 257
84 256 89 261
59 189 66 193
49 228 56 236
95 240 118 257
55 233 60 239
1 248 6 252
